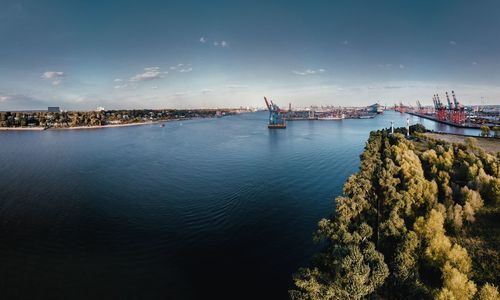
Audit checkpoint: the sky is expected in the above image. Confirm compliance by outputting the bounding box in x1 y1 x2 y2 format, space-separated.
0 0 499 110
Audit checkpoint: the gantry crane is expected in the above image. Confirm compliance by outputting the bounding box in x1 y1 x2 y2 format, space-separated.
264 97 286 129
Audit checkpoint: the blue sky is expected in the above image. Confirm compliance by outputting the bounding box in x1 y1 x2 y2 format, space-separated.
0 0 499 110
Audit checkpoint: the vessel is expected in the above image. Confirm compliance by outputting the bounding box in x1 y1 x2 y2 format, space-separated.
318 114 344 120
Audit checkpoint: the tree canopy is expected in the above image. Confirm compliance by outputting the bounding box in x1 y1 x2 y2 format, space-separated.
290 128 500 299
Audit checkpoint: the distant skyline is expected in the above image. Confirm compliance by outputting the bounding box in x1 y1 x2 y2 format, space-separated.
1 0 499 110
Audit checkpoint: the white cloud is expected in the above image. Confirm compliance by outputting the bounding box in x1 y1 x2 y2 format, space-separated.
129 67 162 81
0 95 10 102
450 40 457 45
41 71 64 79
472 61 478 65
341 40 349 45
151 86 158 89
200 36 207 43
212 40 229 47
114 84 128 89
202 88 213 94
170 64 192 73
399 64 405 69
292 69 326 75
114 78 123 82
41 71 65 85
170 64 185 70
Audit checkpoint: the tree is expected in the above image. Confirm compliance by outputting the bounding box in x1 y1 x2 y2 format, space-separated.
480 125 491 137
437 263 477 300
291 223 389 300
478 283 500 300
492 126 500 139
446 204 463 232
464 137 479 150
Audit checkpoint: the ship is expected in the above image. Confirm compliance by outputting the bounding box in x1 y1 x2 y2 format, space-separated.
318 114 345 120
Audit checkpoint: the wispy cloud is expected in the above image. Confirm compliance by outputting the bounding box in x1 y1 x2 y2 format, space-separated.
213 40 229 47
114 84 128 89
449 40 457 45
170 64 192 73
0 95 10 102
292 69 325 75
41 71 65 85
200 36 229 48
399 64 405 69
202 88 213 94
129 67 162 82
114 78 123 82
341 40 349 45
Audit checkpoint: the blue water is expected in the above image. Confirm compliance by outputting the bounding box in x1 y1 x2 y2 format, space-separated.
0 111 479 299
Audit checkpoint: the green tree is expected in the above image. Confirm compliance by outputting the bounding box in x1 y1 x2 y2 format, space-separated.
291 223 389 300
437 262 477 300
492 126 500 139
480 125 491 137
478 283 500 300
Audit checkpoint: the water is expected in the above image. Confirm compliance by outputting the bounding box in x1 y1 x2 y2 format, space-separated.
0 111 479 299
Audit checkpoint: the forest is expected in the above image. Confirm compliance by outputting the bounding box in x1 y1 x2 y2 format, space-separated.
291 126 499 299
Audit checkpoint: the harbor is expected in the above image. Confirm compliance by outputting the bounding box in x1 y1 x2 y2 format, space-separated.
395 91 499 129
264 97 382 128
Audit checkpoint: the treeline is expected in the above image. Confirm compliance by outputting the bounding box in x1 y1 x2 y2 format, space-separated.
0 109 229 128
291 127 499 299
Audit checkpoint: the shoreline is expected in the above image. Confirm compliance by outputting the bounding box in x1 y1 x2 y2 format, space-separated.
0 118 184 131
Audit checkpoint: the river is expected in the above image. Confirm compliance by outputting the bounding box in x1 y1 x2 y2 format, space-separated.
0 111 480 299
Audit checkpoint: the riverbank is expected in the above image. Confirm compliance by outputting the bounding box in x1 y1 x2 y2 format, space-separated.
0 118 183 131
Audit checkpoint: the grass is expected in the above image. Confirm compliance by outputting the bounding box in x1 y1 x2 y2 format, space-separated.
424 133 500 154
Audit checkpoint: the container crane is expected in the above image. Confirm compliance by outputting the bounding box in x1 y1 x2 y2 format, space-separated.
451 91 466 124
264 97 286 129
446 92 454 110
434 94 447 121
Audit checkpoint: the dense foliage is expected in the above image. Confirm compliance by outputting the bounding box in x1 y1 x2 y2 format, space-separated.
291 128 499 299
0 109 231 128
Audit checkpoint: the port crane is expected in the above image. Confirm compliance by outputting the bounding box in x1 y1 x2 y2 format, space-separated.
451 90 466 124
264 97 286 129
433 94 447 121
